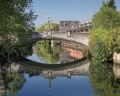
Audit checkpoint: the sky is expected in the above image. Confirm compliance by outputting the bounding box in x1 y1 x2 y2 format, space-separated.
31 0 120 28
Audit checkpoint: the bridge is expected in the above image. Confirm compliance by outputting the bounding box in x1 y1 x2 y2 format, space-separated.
32 19 91 46
32 31 89 46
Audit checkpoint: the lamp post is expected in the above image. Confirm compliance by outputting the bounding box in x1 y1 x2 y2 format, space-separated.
50 20 52 36
47 17 50 37
47 17 52 37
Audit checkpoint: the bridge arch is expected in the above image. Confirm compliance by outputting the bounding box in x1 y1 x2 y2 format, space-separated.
32 31 89 46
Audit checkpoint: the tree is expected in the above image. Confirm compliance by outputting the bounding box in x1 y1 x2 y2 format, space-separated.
92 4 120 30
36 22 59 32
105 28 120 54
107 0 116 9
89 0 120 62
0 0 36 58
89 28 107 62
52 23 59 31
36 25 45 32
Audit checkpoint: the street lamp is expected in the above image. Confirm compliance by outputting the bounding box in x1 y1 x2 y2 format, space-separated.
50 20 53 35
47 17 52 37
47 17 50 37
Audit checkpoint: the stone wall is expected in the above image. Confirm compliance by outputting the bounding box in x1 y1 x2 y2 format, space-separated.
113 52 120 64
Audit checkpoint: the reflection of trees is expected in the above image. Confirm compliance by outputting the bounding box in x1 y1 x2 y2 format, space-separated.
36 40 60 64
4 73 25 96
90 58 120 96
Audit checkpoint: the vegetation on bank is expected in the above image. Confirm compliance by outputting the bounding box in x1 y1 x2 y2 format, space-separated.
89 0 120 62
36 22 59 32
0 0 36 59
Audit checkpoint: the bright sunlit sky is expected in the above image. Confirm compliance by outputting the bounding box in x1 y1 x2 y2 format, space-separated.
32 0 120 28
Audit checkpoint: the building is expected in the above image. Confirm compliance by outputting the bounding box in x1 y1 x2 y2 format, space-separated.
59 20 92 33
78 19 92 32
59 21 80 32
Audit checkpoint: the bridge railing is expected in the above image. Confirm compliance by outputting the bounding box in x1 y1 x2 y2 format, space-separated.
41 31 89 46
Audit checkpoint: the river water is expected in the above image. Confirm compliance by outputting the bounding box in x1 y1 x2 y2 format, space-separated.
1 40 120 96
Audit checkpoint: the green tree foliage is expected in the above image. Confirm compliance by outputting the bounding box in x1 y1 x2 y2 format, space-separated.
92 4 120 30
89 0 120 62
36 24 45 32
105 28 120 55
52 23 59 31
107 0 116 9
89 28 107 62
36 22 59 32
0 0 36 58
1 42 32 61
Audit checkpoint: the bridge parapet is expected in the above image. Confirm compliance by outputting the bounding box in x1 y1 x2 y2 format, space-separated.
41 32 89 46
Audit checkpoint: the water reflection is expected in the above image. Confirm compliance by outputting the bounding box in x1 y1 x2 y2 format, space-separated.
27 40 85 64
90 58 120 96
113 64 120 78
1 39 120 96
0 40 32 96
2 59 90 96
5 74 25 96
2 57 120 96
35 40 60 64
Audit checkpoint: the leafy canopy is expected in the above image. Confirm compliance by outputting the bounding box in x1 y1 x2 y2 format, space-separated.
0 0 36 57
36 22 59 32
92 1 120 30
89 0 120 62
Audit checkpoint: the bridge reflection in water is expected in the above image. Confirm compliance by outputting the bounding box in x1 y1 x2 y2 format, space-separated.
113 64 120 78
2 59 120 95
2 58 90 91
61 40 84 60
